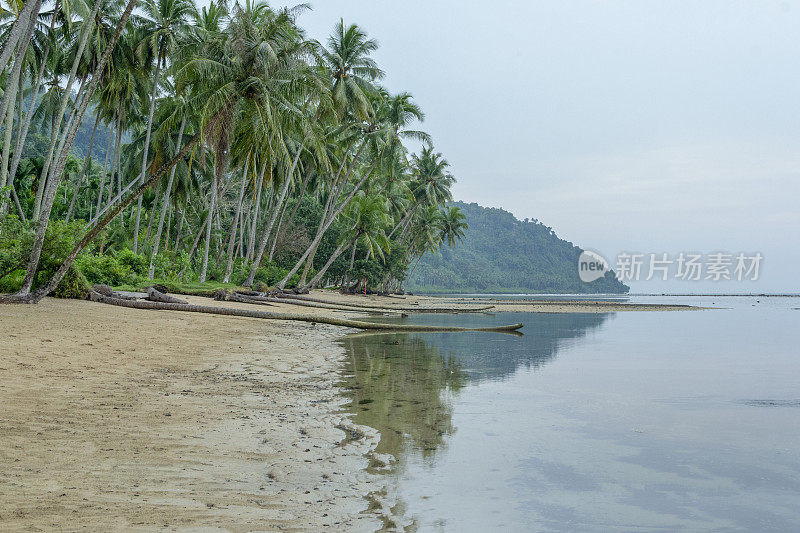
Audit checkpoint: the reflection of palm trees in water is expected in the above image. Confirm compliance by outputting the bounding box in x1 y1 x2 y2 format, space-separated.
429 312 613 382
341 312 613 462
342 334 464 461
341 313 613 529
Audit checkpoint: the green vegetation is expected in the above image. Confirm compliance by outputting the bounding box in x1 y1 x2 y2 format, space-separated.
407 202 629 294
0 0 466 301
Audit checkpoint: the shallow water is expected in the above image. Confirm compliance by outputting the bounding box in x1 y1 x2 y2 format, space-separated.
340 296 800 531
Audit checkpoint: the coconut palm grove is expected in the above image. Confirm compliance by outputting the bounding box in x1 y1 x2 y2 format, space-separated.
0 0 472 302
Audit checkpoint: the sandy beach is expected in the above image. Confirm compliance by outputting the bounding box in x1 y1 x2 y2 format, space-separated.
0 296 389 531
0 292 695 530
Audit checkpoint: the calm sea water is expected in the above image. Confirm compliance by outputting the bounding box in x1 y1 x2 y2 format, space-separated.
340 296 800 532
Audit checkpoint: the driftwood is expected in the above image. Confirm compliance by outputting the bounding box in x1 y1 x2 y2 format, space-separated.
90 284 139 300
272 292 494 313
221 292 276 307
146 287 189 305
88 291 523 333
235 292 407 316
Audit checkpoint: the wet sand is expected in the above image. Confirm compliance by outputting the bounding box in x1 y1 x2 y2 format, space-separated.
0 296 383 531
0 291 693 530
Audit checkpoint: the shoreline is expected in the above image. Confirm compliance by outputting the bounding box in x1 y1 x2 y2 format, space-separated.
308 291 703 313
0 292 696 529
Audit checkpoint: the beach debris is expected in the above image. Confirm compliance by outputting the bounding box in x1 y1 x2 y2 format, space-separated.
87 290 523 333
146 287 189 305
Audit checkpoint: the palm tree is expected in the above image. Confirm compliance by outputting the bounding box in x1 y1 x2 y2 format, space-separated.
147 94 189 278
0 0 467 303
272 21 385 289
10 0 140 300
175 0 311 282
390 143 454 240
301 193 390 291
404 204 444 284
321 19 383 121
438 205 467 246
131 0 194 253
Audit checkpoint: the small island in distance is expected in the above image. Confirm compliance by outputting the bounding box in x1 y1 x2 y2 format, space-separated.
407 201 629 294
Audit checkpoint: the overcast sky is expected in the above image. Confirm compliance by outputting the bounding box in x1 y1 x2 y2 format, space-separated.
269 0 800 292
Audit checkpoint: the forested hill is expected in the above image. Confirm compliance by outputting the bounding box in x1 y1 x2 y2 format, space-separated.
407 202 629 294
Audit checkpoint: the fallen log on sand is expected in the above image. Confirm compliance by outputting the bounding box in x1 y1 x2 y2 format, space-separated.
88 291 523 333
222 292 277 307
231 292 407 316
145 287 189 305
272 292 494 314
91 284 140 300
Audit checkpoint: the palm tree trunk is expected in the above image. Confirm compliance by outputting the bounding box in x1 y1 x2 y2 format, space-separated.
349 240 358 269
115 112 123 205
96 117 115 216
223 158 249 283
6 0 57 208
297 144 366 287
133 55 162 253
104 115 122 212
64 110 101 222
270 170 311 261
246 164 264 262
406 254 424 286
15 0 139 296
199 154 233 283
10 187 26 221
275 160 378 290
143 192 158 244
33 0 102 221
148 113 187 278
0 0 40 74
32 113 57 219
185 215 208 265
301 237 355 291
198 184 216 283
299 240 318 286
5 41 48 211
244 138 306 287
237 202 246 258
266 191 291 261
174 208 184 251
389 204 417 239
0 0 38 122
164 205 172 251
0 63 24 213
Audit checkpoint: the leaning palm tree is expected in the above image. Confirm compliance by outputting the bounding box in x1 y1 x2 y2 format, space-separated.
404 203 445 284
390 143 454 240
6 0 140 301
300 193 390 291
270 21 385 289
146 93 191 278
